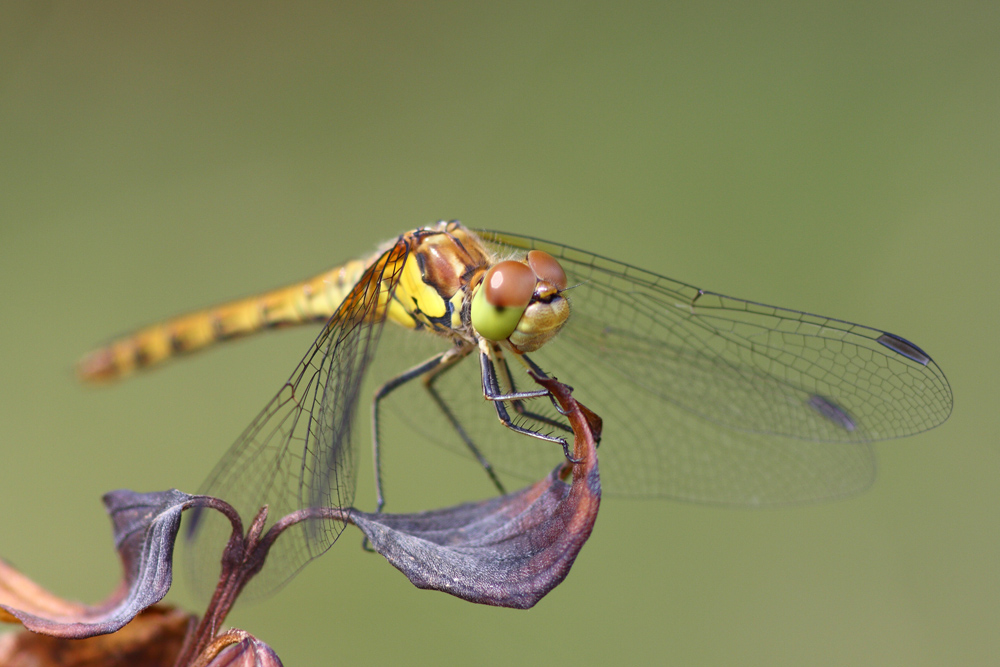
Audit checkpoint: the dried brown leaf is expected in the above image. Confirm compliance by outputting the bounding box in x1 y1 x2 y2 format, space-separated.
0 605 190 667
0 489 195 638
348 375 601 608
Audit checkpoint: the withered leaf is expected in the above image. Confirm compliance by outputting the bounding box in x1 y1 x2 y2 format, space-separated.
348 375 601 608
0 489 194 638
0 605 190 667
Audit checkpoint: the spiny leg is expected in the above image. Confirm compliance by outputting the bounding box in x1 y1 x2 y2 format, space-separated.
371 351 452 514
369 341 579 542
370 344 508 513
517 352 601 445
478 345 578 462
422 348 507 495
493 351 572 434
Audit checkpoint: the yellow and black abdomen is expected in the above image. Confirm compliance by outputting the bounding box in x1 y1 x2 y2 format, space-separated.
76 257 372 382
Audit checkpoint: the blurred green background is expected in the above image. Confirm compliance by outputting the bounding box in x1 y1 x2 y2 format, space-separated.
1 2 997 665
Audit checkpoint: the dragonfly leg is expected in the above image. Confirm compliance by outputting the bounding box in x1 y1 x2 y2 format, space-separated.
422 349 507 496
494 352 572 434
371 344 508 512
479 347 579 463
518 353 574 417
371 351 451 514
477 344 549 403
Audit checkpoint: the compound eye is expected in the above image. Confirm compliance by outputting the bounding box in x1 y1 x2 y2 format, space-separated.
471 260 535 341
483 261 534 308
527 250 567 290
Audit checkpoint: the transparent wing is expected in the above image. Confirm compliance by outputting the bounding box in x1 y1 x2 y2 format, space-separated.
447 229 955 504
186 239 409 597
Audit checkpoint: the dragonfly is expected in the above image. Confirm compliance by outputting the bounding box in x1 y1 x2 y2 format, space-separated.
78 220 952 593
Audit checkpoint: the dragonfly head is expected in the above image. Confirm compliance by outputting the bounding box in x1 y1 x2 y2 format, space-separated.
471 250 570 353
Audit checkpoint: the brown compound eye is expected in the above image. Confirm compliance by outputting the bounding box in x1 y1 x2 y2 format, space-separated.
527 250 567 291
483 260 535 308
471 260 536 341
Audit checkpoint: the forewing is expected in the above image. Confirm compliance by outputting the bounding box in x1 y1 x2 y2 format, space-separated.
471 229 952 503
186 240 409 597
